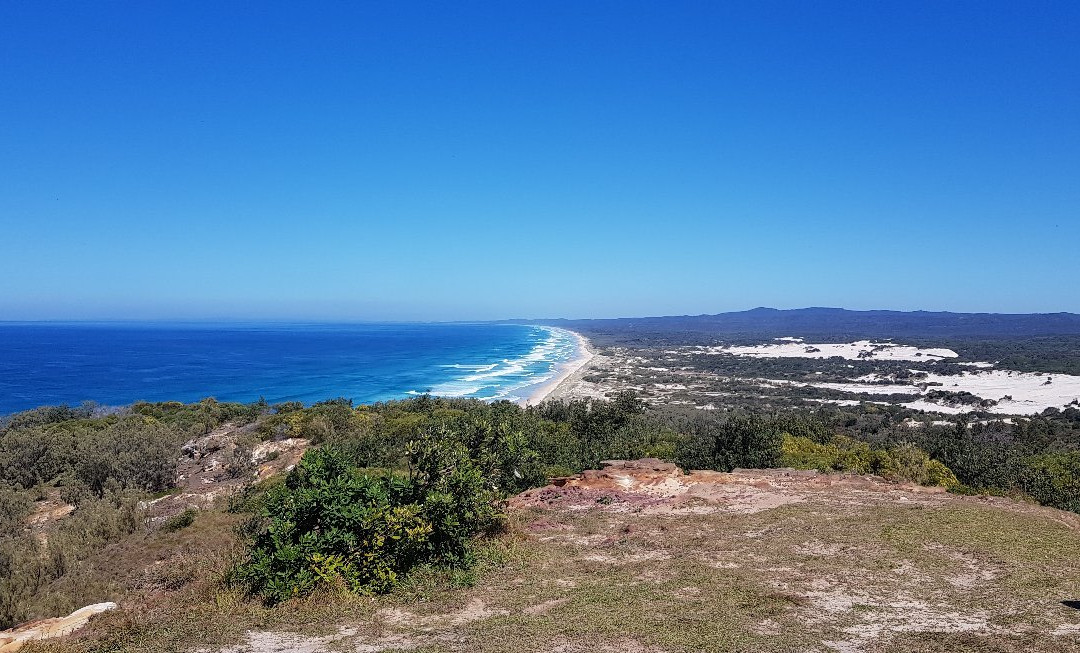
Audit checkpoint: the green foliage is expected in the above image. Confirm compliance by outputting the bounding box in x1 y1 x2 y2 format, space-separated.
160 508 198 533
0 488 31 535
671 413 783 472
1018 451 1080 512
0 397 264 629
911 422 1024 492
533 393 680 471
408 434 504 561
131 397 264 434
876 442 960 488
0 397 263 498
0 425 73 490
780 435 959 488
0 402 97 431
0 492 142 629
73 417 181 498
781 434 875 474
234 447 436 603
255 398 368 445
235 396 562 603
227 474 287 516
7 389 1080 626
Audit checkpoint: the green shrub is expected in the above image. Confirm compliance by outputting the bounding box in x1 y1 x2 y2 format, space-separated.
0 414 184 497
1019 452 1080 512
780 435 958 489
131 397 263 434
781 434 873 474
233 435 506 604
0 403 97 431
0 491 143 629
0 489 31 534
673 414 783 472
235 448 430 602
160 508 198 533
227 475 287 516
73 416 181 498
874 442 959 488
912 423 1022 492
408 434 504 562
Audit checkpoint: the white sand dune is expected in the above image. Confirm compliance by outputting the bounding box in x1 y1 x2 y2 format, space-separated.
811 381 922 395
918 370 1080 415
710 340 1078 415
805 370 1080 415
697 340 958 362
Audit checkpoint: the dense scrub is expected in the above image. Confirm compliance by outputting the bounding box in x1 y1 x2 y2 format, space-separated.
0 399 262 629
900 417 1080 510
0 399 262 495
780 434 959 488
0 493 142 628
228 394 962 603
5 392 1080 617
233 441 504 603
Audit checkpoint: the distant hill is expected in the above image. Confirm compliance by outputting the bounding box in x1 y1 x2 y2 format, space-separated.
526 307 1080 345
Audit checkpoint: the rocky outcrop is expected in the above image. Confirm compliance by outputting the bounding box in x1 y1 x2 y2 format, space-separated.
151 426 309 523
511 458 948 515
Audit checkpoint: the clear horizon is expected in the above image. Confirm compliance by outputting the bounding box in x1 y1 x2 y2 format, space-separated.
1 305 1079 327
2 2 1078 321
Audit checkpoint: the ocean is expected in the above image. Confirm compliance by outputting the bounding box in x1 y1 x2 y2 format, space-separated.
0 322 584 415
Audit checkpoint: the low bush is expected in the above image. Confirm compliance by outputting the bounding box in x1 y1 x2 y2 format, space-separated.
0 492 142 629
233 448 430 602
672 413 783 472
160 508 198 533
1019 451 1080 513
780 435 958 488
911 423 1023 492
233 433 506 604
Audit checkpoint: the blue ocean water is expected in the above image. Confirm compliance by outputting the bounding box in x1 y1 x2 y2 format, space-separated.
0 323 583 415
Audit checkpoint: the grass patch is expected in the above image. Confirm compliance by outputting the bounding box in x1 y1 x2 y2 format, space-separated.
25 478 1080 652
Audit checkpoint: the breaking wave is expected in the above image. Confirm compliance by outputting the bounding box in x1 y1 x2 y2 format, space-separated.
424 326 581 402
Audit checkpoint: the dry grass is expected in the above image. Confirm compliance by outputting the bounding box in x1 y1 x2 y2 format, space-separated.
26 480 1080 653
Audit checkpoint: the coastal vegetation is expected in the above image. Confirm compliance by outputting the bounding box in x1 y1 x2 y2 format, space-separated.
557 309 1080 374
0 399 256 629
6 391 1080 633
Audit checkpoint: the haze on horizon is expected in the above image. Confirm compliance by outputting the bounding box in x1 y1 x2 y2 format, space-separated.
2 2 1078 322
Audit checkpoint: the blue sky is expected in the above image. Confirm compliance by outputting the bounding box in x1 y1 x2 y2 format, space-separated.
1 1 1077 321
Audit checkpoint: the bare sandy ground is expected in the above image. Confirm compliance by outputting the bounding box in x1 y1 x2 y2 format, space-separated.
574 338 1080 416
196 460 1080 653
692 339 959 361
804 370 1080 415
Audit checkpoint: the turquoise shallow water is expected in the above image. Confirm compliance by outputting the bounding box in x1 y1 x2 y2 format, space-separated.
0 322 582 415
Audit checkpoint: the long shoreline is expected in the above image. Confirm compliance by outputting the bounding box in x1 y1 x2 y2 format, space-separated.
519 329 595 405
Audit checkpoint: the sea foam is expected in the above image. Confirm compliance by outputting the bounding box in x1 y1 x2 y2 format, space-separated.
426 326 580 402
0 322 583 414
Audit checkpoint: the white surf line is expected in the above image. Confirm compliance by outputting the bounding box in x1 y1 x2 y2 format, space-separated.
520 328 595 406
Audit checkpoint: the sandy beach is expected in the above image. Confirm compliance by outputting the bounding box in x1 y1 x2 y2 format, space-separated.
520 329 596 405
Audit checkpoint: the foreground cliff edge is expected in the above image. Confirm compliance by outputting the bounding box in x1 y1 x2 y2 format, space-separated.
20 456 1080 653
